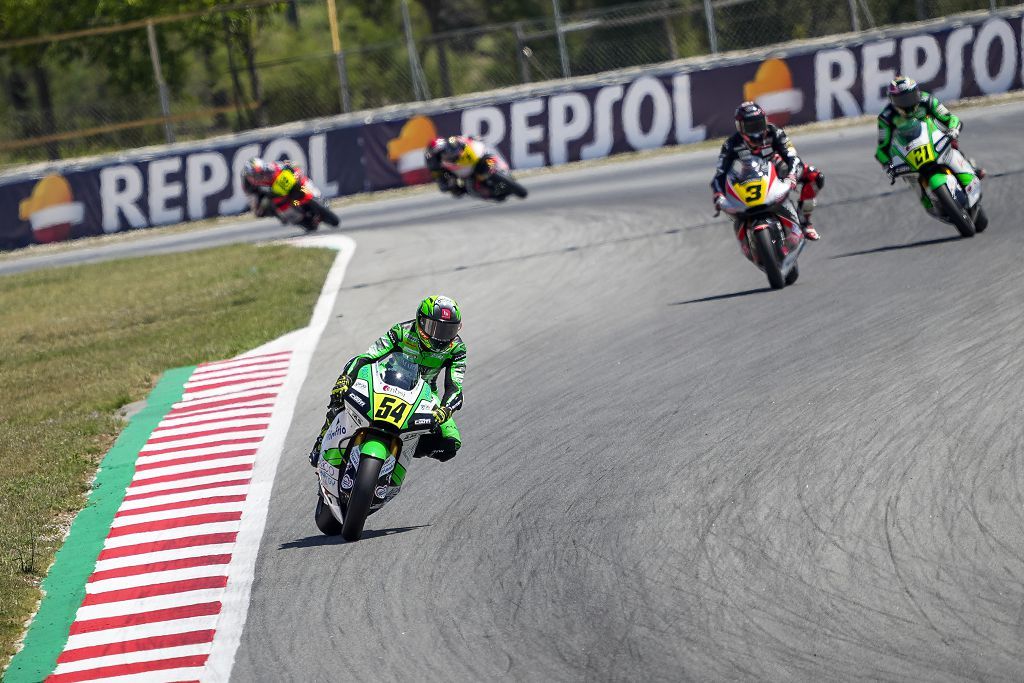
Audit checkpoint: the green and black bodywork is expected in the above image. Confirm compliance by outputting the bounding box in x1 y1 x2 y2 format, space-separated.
315 352 440 541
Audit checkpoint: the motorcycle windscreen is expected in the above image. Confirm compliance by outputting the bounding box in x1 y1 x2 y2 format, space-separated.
895 120 923 144
379 352 421 391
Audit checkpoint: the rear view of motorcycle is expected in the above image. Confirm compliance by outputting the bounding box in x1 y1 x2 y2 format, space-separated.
718 157 805 290
886 118 986 238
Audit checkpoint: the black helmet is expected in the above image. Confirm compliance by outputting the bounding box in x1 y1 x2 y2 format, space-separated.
887 76 921 116
735 101 769 149
415 295 462 351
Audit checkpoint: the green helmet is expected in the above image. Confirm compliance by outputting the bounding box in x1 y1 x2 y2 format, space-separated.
415 295 462 351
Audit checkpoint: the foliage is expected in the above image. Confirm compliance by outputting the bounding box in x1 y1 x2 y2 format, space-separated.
0 0 1007 163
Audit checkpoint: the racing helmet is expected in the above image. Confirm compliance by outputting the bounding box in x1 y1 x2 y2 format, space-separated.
415 295 462 351
440 136 467 163
735 101 769 149
888 76 921 116
243 157 276 186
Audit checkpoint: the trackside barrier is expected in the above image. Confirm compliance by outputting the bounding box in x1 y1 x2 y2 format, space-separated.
1 8 1021 251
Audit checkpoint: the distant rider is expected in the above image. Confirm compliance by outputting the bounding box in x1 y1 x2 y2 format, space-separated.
309 295 467 467
425 135 501 198
875 76 983 183
712 101 824 241
241 156 319 225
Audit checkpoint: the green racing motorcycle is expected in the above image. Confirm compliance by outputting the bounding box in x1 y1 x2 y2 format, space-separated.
886 117 987 238
314 352 440 542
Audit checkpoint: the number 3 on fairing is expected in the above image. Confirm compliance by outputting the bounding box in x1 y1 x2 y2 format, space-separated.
744 184 763 201
374 396 409 426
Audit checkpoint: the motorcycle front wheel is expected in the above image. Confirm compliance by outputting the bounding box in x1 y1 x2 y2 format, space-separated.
341 456 383 541
933 184 975 238
753 227 786 290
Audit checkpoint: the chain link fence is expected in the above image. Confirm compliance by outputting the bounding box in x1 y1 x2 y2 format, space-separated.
0 0 1017 166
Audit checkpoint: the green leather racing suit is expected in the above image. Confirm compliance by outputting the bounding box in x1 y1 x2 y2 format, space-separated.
311 320 466 464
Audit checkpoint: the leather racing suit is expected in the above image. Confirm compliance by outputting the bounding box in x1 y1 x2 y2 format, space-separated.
242 161 318 227
874 91 979 211
711 125 823 237
310 320 466 466
425 135 500 198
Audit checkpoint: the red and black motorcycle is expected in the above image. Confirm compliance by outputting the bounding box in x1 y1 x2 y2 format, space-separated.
249 166 340 232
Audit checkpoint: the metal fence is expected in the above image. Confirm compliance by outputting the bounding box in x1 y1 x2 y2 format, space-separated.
0 0 1016 165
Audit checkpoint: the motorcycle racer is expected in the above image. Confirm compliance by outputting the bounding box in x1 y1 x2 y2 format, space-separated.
309 295 466 467
875 76 983 187
241 156 322 228
425 135 502 198
712 102 824 241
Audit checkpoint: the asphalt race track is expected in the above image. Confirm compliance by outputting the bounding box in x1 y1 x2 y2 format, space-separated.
15 101 1024 680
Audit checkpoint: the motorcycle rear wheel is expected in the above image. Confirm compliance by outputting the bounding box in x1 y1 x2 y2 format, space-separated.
310 200 341 227
341 456 383 542
934 184 975 238
491 172 528 199
753 228 786 290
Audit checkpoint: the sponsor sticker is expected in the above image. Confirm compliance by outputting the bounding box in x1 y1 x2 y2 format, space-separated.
341 474 354 490
318 460 339 490
374 486 388 499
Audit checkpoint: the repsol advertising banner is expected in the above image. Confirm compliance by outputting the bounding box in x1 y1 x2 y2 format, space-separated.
0 126 363 250
1 10 1021 250
363 11 1024 192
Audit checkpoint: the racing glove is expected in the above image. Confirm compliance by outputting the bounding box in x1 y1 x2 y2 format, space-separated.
713 192 725 216
329 375 352 408
432 405 453 426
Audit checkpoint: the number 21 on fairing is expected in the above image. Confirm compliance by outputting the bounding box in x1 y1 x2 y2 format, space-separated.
908 145 935 168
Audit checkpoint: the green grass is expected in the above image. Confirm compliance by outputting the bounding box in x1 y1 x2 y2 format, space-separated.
0 243 336 669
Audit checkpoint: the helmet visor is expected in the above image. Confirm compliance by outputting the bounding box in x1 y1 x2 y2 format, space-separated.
891 90 919 112
420 316 460 347
739 116 767 137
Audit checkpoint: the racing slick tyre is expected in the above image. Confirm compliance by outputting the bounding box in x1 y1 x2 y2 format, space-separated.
315 492 342 536
973 205 988 233
341 456 383 542
785 262 800 286
753 227 786 289
492 172 528 199
934 185 975 238
311 200 341 227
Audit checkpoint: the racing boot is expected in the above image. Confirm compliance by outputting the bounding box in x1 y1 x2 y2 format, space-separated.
798 168 823 241
801 216 820 241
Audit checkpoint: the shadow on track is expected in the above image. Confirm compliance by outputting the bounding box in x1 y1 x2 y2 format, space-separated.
279 524 432 549
670 287 771 305
831 236 961 259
